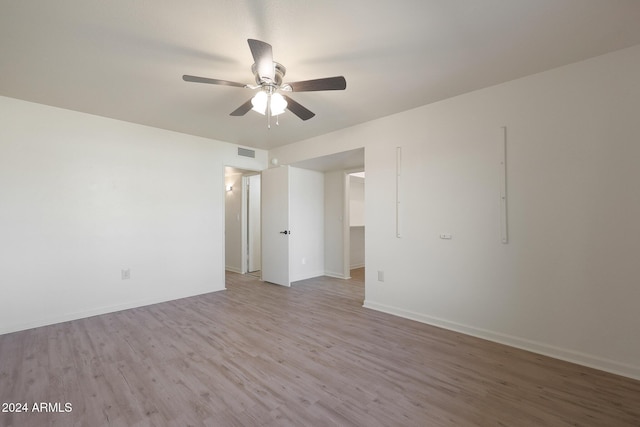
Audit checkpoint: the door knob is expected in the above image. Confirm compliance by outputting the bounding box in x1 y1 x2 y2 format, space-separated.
279 230 290 235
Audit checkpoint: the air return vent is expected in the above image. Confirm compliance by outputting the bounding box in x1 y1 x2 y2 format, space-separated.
237 147 255 158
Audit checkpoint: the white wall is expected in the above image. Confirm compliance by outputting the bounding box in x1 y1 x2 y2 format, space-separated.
0 96 267 334
349 176 365 226
349 227 365 269
289 167 325 282
269 45 640 380
324 170 346 278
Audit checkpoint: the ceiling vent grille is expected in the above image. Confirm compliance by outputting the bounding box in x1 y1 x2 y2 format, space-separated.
237 147 256 158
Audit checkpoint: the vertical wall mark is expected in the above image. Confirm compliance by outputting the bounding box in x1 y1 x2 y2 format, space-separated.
396 146 402 238
499 127 508 244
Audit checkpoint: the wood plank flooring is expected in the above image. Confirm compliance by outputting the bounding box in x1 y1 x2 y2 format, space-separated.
1 269 640 426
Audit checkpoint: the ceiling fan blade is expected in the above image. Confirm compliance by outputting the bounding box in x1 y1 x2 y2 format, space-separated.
288 76 346 92
283 95 315 121
247 39 275 82
183 75 247 88
230 99 254 116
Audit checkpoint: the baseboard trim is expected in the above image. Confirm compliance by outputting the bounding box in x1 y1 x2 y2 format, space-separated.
362 300 640 381
349 263 365 269
324 270 351 279
291 271 326 283
0 287 226 336
225 266 243 274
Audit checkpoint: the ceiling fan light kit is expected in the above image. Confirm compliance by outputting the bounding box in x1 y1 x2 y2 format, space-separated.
250 91 287 116
183 39 346 128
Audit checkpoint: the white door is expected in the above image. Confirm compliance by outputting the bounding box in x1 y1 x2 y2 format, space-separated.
247 174 261 272
261 166 290 286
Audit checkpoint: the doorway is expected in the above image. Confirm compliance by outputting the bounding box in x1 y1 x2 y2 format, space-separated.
287 148 365 282
348 171 365 279
224 167 261 276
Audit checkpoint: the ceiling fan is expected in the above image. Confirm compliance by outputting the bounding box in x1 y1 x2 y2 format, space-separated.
182 39 346 127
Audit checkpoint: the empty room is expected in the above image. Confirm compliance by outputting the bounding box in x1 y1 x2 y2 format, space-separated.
2 1 640 426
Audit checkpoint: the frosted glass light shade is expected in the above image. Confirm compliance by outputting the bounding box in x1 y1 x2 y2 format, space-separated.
251 91 268 115
270 93 287 115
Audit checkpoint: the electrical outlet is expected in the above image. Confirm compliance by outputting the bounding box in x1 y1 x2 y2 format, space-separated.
302 258 306 265
121 269 130 280
439 233 453 240
377 270 384 282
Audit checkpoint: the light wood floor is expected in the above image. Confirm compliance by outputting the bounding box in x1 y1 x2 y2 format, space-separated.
1 269 640 426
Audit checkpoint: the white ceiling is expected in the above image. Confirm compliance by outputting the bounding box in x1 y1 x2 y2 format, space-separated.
2 1 640 151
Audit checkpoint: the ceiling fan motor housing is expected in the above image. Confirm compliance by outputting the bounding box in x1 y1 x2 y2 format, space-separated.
252 62 286 89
